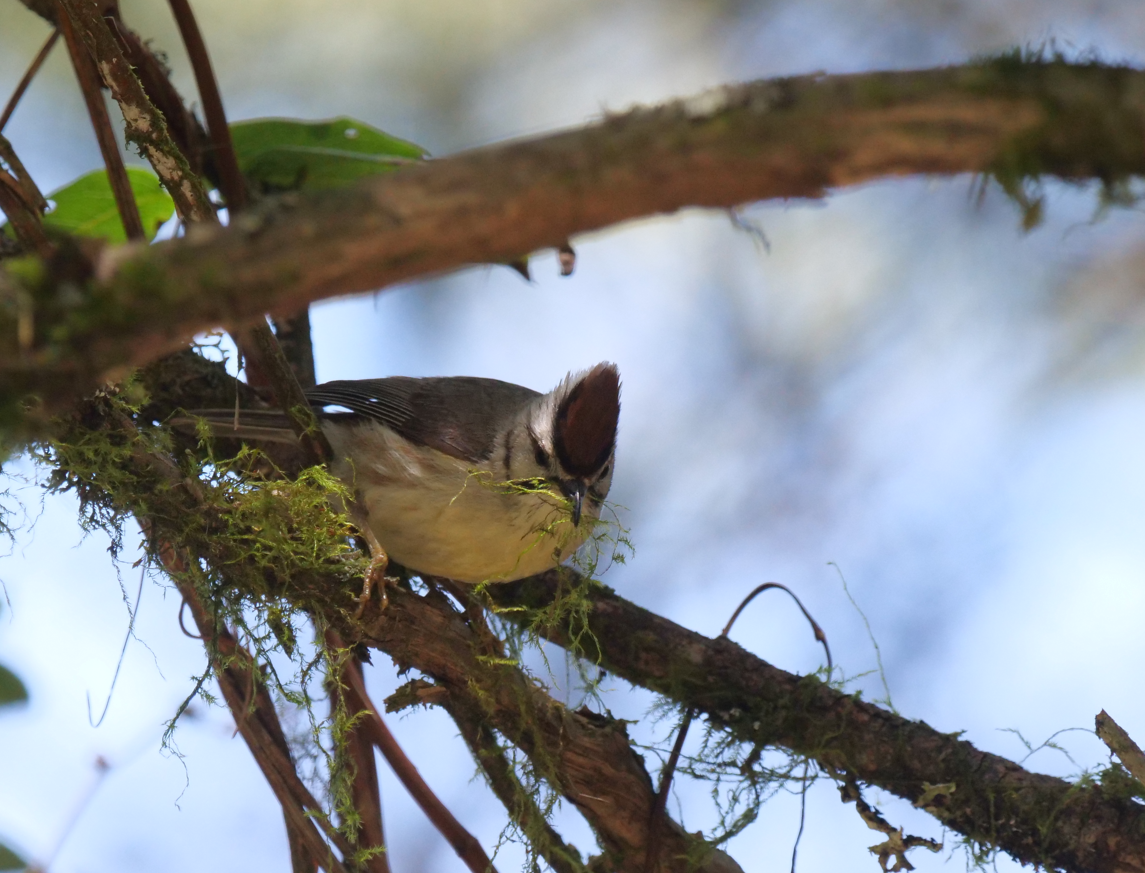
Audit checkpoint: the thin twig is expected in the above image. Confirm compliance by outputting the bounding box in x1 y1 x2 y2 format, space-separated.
87 563 146 727
0 28 60 134
648 581 832 873
645 707 695 873
58 0 215 222
790 761 811 873
0 132 47 214
0 166 52 258
57 0 145 240
341 663 498 873
721 582 833 678
165 0 247 212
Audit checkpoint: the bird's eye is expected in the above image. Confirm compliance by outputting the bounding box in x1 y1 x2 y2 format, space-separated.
534 444 550 467
599 463 610 478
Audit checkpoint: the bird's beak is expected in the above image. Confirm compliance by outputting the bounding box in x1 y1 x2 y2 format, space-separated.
560 480 586 526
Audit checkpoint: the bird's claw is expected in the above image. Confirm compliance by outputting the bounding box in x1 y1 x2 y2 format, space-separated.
353 552 392 619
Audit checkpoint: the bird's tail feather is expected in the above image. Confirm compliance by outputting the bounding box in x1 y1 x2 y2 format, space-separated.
169 409 300 444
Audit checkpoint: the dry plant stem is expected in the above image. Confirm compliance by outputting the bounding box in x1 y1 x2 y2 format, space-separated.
644 708 694 873
1096 710 1145 787
165 0 247 211
649 581 831 873
341 663 498 873
58 0 214 221
488 573 1145 873
57 1 145 241
0 27 59 133
442 696 582 873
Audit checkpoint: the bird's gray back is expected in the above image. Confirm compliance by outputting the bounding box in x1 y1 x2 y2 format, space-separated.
307 376 542 464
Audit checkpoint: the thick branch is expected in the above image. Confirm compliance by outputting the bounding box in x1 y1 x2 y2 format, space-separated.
7 60 1145 425
431 683 584 873
487 573 1145 873
52 390 732 873
351 584 741 873
130 359 1145 873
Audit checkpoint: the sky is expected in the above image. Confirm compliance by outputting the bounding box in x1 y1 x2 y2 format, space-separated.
3 0 1145 871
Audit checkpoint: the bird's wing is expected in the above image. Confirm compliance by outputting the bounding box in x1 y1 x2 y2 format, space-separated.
307 376 541 463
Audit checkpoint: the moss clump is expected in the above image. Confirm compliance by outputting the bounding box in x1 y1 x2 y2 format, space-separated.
36 381 372 835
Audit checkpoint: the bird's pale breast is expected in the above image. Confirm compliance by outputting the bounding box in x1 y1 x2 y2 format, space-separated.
325 421 596 582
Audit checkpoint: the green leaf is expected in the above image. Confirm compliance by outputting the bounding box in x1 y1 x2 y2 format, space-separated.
0 664 27 707
0 840 25 870
229 116 427 192
44 168 175 244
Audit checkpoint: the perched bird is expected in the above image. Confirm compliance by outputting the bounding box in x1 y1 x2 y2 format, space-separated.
190 363 620 584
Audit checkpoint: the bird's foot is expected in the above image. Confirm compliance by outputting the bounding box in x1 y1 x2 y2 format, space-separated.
353 550 393 619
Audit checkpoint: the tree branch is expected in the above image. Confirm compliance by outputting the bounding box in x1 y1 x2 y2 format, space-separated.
57 0 215 221
429 682 584 873
325 636 389 873
57 0 145 241
127 358 1145 873
486 572 1145 873
340 661 498 873
351 585 743 873
6 59 1145 427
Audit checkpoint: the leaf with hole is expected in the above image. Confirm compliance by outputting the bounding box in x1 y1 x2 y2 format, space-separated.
44 168 175 243
229 116 427 192
0 664 26 707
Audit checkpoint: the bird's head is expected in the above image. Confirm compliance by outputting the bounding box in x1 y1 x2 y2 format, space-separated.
529 362 620 526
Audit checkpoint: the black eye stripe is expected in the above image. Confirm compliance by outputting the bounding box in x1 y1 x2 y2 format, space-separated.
528 429 550 468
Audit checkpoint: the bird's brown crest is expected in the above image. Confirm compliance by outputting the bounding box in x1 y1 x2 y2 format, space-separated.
553 363 620 477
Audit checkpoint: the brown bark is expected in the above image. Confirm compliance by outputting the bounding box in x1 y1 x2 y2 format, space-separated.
6 61 1145 426
53 391 739 873
487 572 1145 873
57 1 145 241
57 0 215 221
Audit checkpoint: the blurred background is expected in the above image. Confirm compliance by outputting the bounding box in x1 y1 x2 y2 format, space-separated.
4 0 1145 870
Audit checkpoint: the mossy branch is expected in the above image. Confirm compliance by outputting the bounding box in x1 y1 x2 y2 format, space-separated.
486 573 1145 873
41 383 736 873
8 59 1145 432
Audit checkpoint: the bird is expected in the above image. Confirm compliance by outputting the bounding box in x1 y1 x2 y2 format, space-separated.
187 363 620 584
